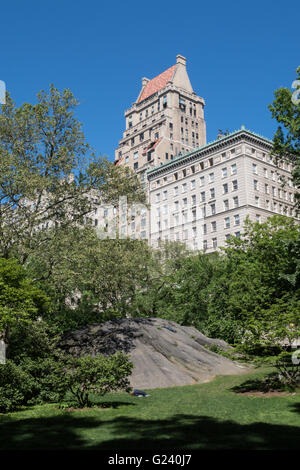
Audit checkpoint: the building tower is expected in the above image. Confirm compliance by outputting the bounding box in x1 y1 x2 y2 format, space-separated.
115 55 206 186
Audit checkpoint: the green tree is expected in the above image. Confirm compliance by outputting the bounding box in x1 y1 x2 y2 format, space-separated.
0 86 146 264
56 353 133 408
268 67 300 208
0 258 49 351
207 215 300 344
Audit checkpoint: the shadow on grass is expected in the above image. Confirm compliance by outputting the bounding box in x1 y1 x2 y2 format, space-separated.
1 413 300 450
230 373 286 393
289 403 300 415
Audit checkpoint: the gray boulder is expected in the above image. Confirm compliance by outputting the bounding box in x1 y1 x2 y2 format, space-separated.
58 318 247 389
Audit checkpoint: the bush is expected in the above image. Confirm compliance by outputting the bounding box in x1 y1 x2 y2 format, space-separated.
0 360 35 413
19 357 65 404
6 321 60 364
56 353 134 408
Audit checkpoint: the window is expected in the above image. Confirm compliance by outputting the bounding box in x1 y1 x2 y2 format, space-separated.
203 224 207 235
255 196 259 207
265 184 269 194
200 176 205 186
224 199 229 210
211 221 217 232
264 168 268 178
125 156 129 163
224 217 230 228
212 238 217 249
163 190 168 200
222 167 227 178
182 183 187 193
210 204 216 215
233 196 239 208
183 198 188 207
209 172 214 183
253 179 258 190
201 206 206 218
266 200 270 210
156 193 160 203
134 162 138 170
174 186 178 196
256 214 261 223
235 231 241 238
203 240 207 251
223 183 228 194
163 95 167 108
222 152 227 161
134 151 138 159
232 180 238 191
191 180 196 190
231 163 237 175
210 188 215 199
201 191 206 202
191 165 195 174
191 195 196 206
252 163 257 174
234 214 240 225
174 201 179 211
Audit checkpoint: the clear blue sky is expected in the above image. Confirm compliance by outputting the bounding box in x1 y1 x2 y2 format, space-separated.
1 0 299 162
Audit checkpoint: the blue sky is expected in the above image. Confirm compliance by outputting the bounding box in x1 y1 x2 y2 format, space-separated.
1 0 299 162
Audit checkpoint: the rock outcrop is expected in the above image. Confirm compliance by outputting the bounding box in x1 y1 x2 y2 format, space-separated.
58 318 247 389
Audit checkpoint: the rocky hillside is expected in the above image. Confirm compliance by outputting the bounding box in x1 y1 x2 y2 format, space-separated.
58 318 247 389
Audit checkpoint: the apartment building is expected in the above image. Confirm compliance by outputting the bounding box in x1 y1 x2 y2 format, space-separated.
148 127 297 252
115 55 206 174
92 56 297 250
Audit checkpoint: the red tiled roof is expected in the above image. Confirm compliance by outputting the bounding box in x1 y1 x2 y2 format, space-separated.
138 65 176 103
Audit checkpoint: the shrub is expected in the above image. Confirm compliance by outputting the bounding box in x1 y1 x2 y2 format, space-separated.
0 360 35 413
56 353 134 408
19 356 65 404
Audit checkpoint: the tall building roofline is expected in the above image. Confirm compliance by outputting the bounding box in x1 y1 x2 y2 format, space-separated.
147 127 273 177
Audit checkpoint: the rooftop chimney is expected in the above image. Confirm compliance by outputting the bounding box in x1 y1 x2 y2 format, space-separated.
142 77 150 87
176 55 186 66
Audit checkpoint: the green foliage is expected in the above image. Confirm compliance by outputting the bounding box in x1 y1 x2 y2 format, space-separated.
0 258 49 346
268 67 300 208
0 86 146 264
56 353 133 408
0 360 35 412
6 320 60 364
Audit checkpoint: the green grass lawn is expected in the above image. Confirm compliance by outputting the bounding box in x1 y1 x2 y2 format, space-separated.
1 367 300 450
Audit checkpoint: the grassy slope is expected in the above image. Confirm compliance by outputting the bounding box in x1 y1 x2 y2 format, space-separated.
1 367 300 450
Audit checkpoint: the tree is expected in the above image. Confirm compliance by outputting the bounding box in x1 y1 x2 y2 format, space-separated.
56 353 133 408
206 215 300 345
268 67 300 208
0 258 49 351
0 86 146 264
